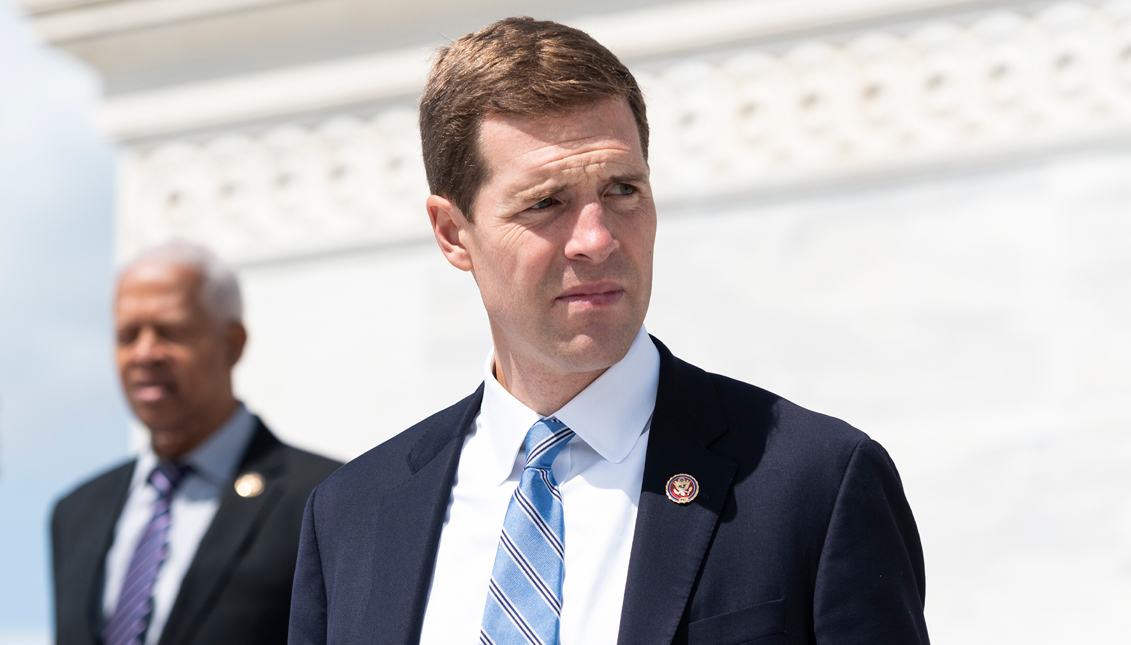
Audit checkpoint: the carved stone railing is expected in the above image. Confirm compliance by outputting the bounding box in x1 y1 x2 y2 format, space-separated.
116 106 429 264
100 0 1131 263
641 1 1131 204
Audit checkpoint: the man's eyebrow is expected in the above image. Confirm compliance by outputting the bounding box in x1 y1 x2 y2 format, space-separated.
506 167 651 208
513 181 570 202
514 172 648 200
608 172 648 186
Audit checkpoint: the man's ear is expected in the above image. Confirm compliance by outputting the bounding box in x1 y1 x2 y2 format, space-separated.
226 321 248 367
427 194 474 272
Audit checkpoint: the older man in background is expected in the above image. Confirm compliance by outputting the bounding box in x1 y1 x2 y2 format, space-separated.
52 241 341 645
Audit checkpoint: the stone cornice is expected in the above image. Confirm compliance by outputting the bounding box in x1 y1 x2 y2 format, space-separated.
110 0 1131 265
17 0 297 42
92 0 1021 142
98 46 432 142
17 0 117 16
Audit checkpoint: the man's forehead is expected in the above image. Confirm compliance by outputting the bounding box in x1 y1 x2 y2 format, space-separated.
481 100 636 149
117 262 203 309
478 101 643 183
120 261 201 287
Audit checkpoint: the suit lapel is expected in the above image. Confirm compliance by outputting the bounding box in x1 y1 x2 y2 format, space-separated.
363 385 485 644
617 338 737 645
78 463 136 644
158 421 287 645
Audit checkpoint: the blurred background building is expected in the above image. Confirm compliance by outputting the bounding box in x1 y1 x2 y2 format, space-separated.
2 0 1130 642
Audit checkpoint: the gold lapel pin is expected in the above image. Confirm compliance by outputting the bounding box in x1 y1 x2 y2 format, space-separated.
234 472 265 498
666 473 699 504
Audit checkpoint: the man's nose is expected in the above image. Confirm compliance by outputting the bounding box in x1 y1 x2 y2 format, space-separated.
131 328 164 363
564 201 619 262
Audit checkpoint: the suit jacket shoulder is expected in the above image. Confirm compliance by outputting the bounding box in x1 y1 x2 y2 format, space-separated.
290 386 483 645
53 458 135 540
158 421 342 645
52 460 136 645
277 442 343 495
621 339 927 645
311 386 482 504
706 368 875 482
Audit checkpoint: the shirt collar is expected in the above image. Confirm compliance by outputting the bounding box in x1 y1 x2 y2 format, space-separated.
479 326 659 484
132 402 258 489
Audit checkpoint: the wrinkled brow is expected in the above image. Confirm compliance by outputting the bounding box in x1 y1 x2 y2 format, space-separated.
512 171 649 203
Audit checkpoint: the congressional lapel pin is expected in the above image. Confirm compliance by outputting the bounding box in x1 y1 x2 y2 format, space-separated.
666 474 699 504
234 472 265 498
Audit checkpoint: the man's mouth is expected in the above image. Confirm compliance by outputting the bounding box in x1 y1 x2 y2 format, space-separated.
131 380 176 403
556 283 625 307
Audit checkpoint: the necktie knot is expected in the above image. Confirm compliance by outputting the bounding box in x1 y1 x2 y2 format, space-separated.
149 460 189 497
523 417 574 472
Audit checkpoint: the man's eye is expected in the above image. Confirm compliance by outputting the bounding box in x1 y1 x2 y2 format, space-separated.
610 183 635 196
530 197 554 210
162 326 193 342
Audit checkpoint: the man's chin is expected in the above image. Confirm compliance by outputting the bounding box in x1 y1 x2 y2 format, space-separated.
553 327 639 373
133 405 188 437
147 425 198 460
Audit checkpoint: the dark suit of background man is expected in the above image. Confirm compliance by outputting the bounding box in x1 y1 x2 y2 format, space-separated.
52 241 341 645
290 17 929 645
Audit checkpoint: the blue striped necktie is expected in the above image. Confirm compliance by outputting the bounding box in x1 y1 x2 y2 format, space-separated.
102 460 189 645
480 417 575 645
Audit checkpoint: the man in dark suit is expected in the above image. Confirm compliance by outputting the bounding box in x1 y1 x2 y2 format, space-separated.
290 17 929 645
52 241 341 645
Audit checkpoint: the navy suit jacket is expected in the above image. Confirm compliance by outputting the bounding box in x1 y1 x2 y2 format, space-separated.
52 421 342 645
289 338 929 644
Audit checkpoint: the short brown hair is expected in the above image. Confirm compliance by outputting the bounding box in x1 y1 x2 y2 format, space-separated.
419 16 649 220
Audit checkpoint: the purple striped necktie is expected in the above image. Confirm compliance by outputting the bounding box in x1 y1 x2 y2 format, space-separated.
102 460 189 645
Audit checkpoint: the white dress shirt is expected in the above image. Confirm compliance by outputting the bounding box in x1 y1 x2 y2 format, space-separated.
102 403 257 645
419 326 660 645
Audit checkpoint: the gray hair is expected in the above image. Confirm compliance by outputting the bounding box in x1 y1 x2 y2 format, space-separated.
123 240 243 324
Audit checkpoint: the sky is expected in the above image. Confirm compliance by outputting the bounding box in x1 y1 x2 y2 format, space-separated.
0 0 130 641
